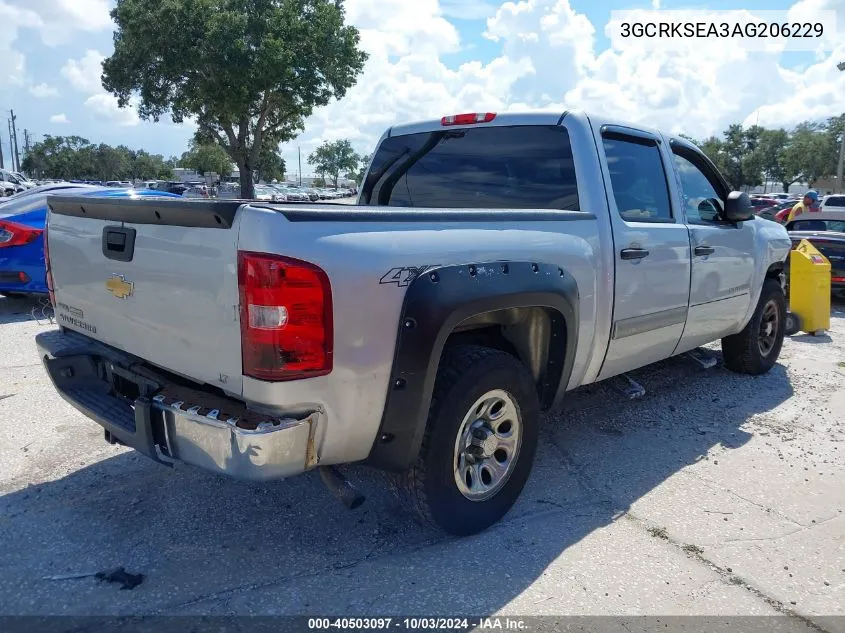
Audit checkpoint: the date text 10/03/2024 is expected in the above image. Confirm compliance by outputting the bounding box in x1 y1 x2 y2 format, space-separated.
308 618 528 630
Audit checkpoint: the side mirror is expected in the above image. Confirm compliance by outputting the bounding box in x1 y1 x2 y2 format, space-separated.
723 191 753 222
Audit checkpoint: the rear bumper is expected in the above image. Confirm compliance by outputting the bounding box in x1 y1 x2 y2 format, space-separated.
36 329 319 481
0 238 48 294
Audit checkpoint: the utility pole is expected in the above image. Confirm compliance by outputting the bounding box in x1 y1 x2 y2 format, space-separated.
0 130 4 169
837 61 845 194
24 129 31 154
9 110 20 172
7 118 15 171
298 146 302 186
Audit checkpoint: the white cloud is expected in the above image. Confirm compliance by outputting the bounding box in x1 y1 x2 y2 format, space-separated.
61 49 105 93
29 82 59 98
49 113 69 124
25 0 112 45
231 0 845 175
0 2 41 85
85 93 140 126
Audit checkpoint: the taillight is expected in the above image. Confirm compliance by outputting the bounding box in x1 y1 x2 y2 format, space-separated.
44 223 55 307
0 219 42 248
237 251 333 381
833 276 845 283
441 112 496 126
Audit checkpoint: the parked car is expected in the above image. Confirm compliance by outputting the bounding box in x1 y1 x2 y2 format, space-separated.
181 185 210 199
252 184 280 201
269 185 308 202
11 172 36 189
0 170 27 196
38 110 790 535
750 197 777 214
0 187 181 297
785 211 845 299
6 182 98 201
758 200 797 223
820 194 845 211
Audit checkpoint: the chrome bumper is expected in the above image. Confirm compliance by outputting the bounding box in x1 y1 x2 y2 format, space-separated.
36 329 319 482
152 397 319 481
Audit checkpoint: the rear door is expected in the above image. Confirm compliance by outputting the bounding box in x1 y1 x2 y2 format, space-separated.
595 125 692 381
669 143 755 353
46 197 246 395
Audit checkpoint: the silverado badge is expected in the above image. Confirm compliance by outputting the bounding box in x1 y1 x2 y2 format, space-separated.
106 274 134 299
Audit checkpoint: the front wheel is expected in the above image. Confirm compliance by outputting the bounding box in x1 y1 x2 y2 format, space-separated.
394 345 539 536
721 278 786 375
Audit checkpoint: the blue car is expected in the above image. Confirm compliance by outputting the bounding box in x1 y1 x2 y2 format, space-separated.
0 186 182 297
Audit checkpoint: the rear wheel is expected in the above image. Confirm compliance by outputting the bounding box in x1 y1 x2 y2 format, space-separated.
394 345 539 536
721 278 786 375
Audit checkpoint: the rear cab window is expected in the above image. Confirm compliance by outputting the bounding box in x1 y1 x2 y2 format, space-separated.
360 125 579 210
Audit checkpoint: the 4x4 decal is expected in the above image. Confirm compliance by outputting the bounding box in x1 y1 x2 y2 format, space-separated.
379 266 432 287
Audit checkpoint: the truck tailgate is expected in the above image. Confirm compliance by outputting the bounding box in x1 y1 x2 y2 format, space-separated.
46 196 246 395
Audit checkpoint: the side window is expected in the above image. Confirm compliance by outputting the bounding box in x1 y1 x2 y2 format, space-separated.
602 135 673 222
672 152 724 223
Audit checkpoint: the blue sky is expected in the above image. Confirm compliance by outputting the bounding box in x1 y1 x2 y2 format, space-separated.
1 0 842 177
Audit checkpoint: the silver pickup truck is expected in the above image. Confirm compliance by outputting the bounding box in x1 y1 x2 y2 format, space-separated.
37 110 792 535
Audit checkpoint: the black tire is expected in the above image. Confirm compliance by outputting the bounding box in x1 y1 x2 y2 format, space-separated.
721 278 786 375
394 345 539 536
784 312 801 337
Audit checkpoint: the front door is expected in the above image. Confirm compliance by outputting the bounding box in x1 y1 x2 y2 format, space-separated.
596 126 692 381
669 145 755 353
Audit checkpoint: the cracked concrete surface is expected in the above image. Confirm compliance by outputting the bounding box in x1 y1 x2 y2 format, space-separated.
0 295 843 630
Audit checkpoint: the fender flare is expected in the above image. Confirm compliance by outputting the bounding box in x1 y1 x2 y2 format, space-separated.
366 261 579 472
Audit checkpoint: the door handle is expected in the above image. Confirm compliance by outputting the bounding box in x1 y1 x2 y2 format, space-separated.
620 248 650 260
694 245 715 256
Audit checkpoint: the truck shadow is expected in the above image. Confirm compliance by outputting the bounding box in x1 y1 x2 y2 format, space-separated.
0 352 794 616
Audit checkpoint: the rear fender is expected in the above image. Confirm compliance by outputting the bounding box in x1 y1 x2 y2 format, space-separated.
366 261 579 472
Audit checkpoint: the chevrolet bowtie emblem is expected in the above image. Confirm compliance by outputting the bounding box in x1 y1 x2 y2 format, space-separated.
106 274 134 299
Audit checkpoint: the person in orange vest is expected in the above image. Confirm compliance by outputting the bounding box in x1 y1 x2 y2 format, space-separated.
786 190 819 222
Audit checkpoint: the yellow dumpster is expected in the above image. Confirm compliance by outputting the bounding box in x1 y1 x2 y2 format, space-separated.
789 239 831 334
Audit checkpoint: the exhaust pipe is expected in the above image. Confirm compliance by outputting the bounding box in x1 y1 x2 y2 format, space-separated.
319 466 365 510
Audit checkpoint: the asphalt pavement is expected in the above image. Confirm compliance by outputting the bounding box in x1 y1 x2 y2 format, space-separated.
0 294 843 629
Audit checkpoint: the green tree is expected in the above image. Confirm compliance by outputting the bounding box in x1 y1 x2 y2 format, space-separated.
102 0 367 199
346 153 370 183
20 135 172 181
181 141 232 177
699 136 727 175
308 139 359 188
133 150 173 180
782 122 835 189
756 129 790 191
255 141 286 183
